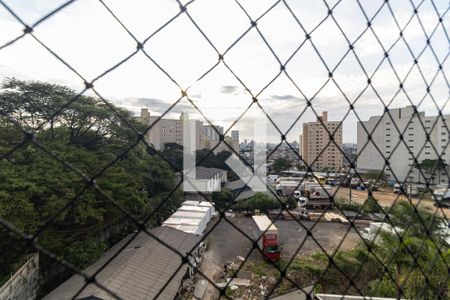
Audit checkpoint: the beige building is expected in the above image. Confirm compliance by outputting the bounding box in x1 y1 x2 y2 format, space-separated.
302 112 343 172
137 108 239 153
137 108 203 151
213 136 239 154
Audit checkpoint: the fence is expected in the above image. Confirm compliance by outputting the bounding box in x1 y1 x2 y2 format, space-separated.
0 0 449 299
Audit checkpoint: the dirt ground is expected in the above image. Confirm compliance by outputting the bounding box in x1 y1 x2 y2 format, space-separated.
196 216 363 299
335 187 450 218
194 189 450 299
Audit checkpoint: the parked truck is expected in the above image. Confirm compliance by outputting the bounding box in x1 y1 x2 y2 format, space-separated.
394 183 419 196
432 188 450 207
275 180 300 196
300 182 333 208
252 215 281 262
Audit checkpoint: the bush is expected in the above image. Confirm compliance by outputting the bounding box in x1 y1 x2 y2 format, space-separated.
362 196 383 213
212 189 233 210
63 239 107 269
231 192 297 212
335 198 363 212
335 197 383 214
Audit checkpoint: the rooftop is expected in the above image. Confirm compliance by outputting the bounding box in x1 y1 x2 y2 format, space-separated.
194 166 226 180
43 227 200 300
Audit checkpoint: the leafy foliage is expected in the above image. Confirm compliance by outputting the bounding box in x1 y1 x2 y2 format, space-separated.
231 192 297 212
271 157 292 174
212 189 233 210
249 212 449 298
0 79 180 280
363 170 386 181
63 239 108 269
414 159 448 184
335 196 383 214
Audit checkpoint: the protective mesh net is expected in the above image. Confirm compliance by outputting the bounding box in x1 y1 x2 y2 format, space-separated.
0 0 449 299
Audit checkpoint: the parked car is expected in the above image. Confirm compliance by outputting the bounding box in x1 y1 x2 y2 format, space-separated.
326 179 337 186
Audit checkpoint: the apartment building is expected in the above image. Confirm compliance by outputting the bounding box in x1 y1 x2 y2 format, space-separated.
302 112 343 172
231 130 239 141
203 125 223 141
137 108 203 151
137 108 239 153
231 130 240 153
357 106 450 184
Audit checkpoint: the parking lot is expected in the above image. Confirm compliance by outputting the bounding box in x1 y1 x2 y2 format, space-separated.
197 216 363 299
207 216 362 262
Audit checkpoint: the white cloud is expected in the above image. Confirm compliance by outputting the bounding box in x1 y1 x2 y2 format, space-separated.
0 0 448 143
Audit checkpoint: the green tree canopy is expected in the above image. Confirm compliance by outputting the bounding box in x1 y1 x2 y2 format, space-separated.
272 157 292 174
0 78 180 282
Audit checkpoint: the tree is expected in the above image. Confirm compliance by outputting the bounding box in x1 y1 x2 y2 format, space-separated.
272 157 292 174
0 79 180 281
415 159 448 185
212 189 233 210
231 192 295 212
389 201 443 239
362 196 383 213
363 170 386 181
371 232 449 298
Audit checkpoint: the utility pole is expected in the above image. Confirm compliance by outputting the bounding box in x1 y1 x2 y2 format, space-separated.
348 174 352 203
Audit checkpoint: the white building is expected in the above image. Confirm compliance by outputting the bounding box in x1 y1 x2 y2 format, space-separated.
357 106 450 185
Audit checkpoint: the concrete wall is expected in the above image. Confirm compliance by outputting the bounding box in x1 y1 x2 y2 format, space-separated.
0 254 39 300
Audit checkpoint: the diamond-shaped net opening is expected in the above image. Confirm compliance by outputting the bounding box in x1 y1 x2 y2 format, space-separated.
0 0 449 299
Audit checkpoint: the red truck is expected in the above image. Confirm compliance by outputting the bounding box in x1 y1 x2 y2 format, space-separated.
252 215 281 262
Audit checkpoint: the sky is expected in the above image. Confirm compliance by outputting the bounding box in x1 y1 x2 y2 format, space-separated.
0 0 448 143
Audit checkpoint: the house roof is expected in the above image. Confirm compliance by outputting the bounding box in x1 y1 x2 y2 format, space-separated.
194 166 224 180
225 179 249 191
43 227 200 300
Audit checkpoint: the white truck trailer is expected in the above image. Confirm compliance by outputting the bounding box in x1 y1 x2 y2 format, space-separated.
300 182 333 208
275 180 300 196
361 222 403 244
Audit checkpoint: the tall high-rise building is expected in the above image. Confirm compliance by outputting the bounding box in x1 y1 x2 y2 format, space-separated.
357 105 450 184
302 112 343 172
231 130 239 141
231 130 240 153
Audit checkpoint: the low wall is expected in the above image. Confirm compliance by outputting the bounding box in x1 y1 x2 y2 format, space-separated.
0 254 39 300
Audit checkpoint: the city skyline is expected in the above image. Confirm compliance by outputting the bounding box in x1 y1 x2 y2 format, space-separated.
0 0 448 143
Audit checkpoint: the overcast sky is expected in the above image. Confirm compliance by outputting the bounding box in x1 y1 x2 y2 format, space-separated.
0 0 448 143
